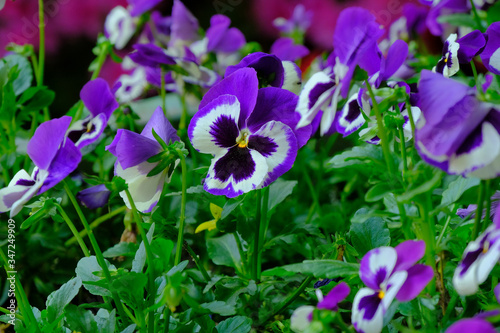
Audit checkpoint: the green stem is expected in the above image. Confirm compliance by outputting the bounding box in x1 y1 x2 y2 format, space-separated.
124 189 155 333
233 232 247 277
365 80 395 177
405 97 416 145
334 312 355 333
469 0 484 32
161 67 167 115
471 181 486 240
55 203 90 257
37 0 45 88
257 187 269 279
65 206 127 246
436 204 457 247
178 93 188 132
482 179 492 232
259 275 314 326
163 308 171 333
470 60 484 96
90 45 109 80
418 195 436 293
398 126 408 176
184 243 210 282
441 294 458 327
62 181 128 322
174 152 188 265
252 190 262 282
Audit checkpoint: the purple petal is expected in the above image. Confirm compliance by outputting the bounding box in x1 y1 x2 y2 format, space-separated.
0 170 35 213
377 39 408 86
206 15 245 53
141 106 180 144
394 240 426 272
127 0 162 16
108 130 161 170
225 52 284 88
446 318 496 333
270 37 309 62
169 0 199 45
336 92 365 136
39 139 82 193
281 61 302 95
403 3 428 36
77 184 111 209
80 78 119 119
426 0 469 36
129 43 176 68
189 94 241 154
27 116 72 171
247 87 311 148
457 30 486 63
199 68 258 129
72 113 108 149
395 264 433 302
359 247 397 290
480 22 500 75
317 282 350 311
351 288 384 333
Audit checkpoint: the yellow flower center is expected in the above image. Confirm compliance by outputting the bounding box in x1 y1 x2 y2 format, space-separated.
236 131 249 148
378 290 385 299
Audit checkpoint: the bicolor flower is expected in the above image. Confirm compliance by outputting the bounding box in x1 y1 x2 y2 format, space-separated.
0 116 81 217
67 78 119 150
104 6 135 50
188 68 311 198
296 7 383 135
415 70 500 179
115 67 148 103
352 240 433 333
433 34 459 77
480 22 500 75
453 205 500 295
290 282 350 333
106 106 180 212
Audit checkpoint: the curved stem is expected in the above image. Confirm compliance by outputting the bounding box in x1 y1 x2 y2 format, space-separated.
184 243 210 282
174 152 188 265
471 181 486 240
55 203 90 257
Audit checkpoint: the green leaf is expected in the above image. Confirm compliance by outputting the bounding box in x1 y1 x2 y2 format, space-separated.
46 277 82 323
221 198 244 220
0 77 16 121
20 86 55 112
216 316 252 333
261 259 360 279
328 145 384 173
200 301 236 316
396 168 443 203
111 272 147 308
487 2 500 25
21 198 60 229
440 176 480 207
350 215 390 257
75 256 117 297
268 179 297 211
206 234 242 272
64 304 98 333
0 54 33 95
132 223 155 273
365 182 394 202
102 242 138 258
437 13 478 29
95 309 116 333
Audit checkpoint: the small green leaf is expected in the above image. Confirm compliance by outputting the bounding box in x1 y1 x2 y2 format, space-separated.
132 223 155 273
75 256 117 297
0 54 33 95
437 13 478 29
111 272 147 308
20 86 55 112
350 215 390 257
261 259 360 279
268 179 297 211
216 316 252 333
440 176 480 207
200 301 236 316
64 305 98 333
365 182 394 202
95 309 116 333
103 242 138 258
206 234 242 272
46 277 82 323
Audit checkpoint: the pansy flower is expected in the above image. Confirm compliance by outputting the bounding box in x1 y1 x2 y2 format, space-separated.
415 70 500 178
188 67 311 198
352 240 433 333
453 205 500 295
127 0 162 17
446 318 496 333
273 4 312 35
77 184 111 209
67 78 119 150
480 22 500 75
270 37 309 62
0 117 81 217
106 106 180 212
290 282 350 333
104 6 135 50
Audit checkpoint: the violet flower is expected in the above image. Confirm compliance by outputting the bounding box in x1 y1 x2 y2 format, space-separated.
425 0 469 36
415 70 500 179
453 205 500 295
104 6 135 50
457 191 500 220
0 117 81 217
106 106 180 212
67 78 119 150
290 282 350 333
446 318 496 333
206 14 245 54
115 67 148 103
168 0 199 48
457 30 486 63
77 184 111 209
270 37 309 62
273 4 312 34
480 22 500 75
188 68 311 198
127 0 161 17
129 43 176 68
433 34 460 77
352 240 433 333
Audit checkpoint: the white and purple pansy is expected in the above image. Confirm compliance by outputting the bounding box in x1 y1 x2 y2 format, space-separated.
127 0 162 17
106 106 180 213
480 22 500 75
188 67 311 198
104 6 135 50
0 116 82 217
453 205 500 296
433 34 460 77
352 240 433 333
67 78 119 150
415 70 500 179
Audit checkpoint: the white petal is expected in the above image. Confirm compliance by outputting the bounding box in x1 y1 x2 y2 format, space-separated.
489 48 500 72
290 305 314 333
281 61 302 95
105 6 135 50
352 288 385 333
115 68 147 103
319 85 341 136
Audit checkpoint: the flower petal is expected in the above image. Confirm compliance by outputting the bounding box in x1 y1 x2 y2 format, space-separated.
40 139 82 193
225 52 284 88
77 184 111 209
189 94 241 155
446 318 496 333
105 6 135 50
0 170 35 213
290 305 314 333
80 78 119 119
360 247 398 290
336 91 365 136
72 113 107 149
141 106 180 144
480 22 500 75
109 129 161 170
396 264 433 302
317 282 350 310
169 0 199 45
352 288 384 333
394 240 426 272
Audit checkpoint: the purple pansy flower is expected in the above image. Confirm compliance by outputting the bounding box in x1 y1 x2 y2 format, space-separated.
0 117 81 217
352 240 433 333
446 318 496 333
270 37 309 62
273 4 312 34
67 79 119 150
296 7 383 135
129 43 177 68
188 68 311 198
115 66 147 103
457 191 500 220
106 107 180 213
453 205 500 295
127 0 162 17
480 22 500 75
168 0 199 48
457 30 486 63
415 70 500 179
206 14 245 54
104 6 135 50
425 0 469 36
290 282 350 333
77 184 111 210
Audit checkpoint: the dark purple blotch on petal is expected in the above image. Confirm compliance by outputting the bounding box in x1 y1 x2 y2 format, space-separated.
129 43 176 68
16 179 36 186
248 135 278 157
308 81 335 111
214 146 255 182
225 52 284 88
210 115 239 148
358 292 382 321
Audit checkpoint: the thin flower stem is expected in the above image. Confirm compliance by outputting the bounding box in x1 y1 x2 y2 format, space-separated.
334 312 355 333
365 80 395 177
257 186 269 279
405 97 416 145
233 232 248 277
0 248 40 332
184 242 210 282
124 189 155 333
178 93 188 132
441 293 458 327
55 203 90 257
252 190 262 282
258 275 315 326
471 180 486 240
398 126 408 177
90 45 109 80
37 0 45 88
469 0 484 32
470 60 484 96
482 179 492 232
174 151 188 265
65 206 128 246
163 308 171 333
62 181 128 322
161 67 167 115
436 204 457 246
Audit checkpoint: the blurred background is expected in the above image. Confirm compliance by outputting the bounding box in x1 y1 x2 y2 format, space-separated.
0 0 421 115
